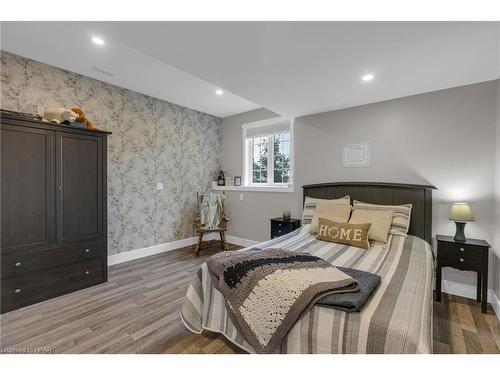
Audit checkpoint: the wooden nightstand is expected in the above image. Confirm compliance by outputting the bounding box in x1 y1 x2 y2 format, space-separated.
435 235 490 313
270 218 301 239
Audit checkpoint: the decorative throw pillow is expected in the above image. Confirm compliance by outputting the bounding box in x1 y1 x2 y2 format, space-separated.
349 208 393 243
316 218 371 250
353 201 412 237
301 195 350 225
310 203 352 234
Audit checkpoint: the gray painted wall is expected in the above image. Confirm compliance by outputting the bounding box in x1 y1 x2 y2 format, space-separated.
1 51 222 255
222 81 498 288
493 78 500 302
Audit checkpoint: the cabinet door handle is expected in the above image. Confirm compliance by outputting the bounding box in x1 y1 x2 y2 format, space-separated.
459 258 464 263
84 270 90 275
14 262 22 267
84 249 91 254
14 288 21 294
459 248 464 252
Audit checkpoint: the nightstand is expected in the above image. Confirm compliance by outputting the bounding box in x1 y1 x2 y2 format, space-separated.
270 218 301 239
435 235 490 313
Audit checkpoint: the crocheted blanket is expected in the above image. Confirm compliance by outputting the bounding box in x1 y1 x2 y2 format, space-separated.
205 248 359 353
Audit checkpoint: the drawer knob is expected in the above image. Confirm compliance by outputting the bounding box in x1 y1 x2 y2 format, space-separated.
14 262 22 267
460 248 464 252
14 288 21 294
84 270 90 275
84 249 91 254
459 258 464 263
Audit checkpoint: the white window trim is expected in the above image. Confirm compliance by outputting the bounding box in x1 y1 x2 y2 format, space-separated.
241 117 294 190
212 185 294 193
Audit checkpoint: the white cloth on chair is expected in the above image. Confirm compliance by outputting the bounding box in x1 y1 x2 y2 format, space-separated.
199 193 225 229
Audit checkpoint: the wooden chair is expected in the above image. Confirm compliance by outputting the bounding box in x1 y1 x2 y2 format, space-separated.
194 192 230 254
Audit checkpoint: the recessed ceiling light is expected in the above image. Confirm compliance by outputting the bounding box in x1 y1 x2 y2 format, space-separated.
362 74 374 82
215 89 224 96
92 36 105 46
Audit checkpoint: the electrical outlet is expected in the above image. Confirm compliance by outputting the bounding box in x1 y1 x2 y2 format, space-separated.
240 193 244 201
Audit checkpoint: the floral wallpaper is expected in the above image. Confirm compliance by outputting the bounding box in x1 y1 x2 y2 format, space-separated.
1 51 222 255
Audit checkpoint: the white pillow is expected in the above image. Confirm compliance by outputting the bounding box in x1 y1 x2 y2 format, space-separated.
352 200 412 237
349 208 394 243
309 202 352 234
301 195 350 225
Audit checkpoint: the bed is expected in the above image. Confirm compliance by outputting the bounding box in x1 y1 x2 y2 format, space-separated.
181 182 436 354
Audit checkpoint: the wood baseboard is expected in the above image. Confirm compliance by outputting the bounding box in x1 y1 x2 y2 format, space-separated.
108 233 257 266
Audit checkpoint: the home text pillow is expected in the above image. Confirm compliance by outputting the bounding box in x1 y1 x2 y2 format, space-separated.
301 195 350 225
310 202 352 234
316 218 371 250
349 208 393 243
353 200 412 237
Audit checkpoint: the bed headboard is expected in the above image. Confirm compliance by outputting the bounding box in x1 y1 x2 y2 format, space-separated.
302 182 436 244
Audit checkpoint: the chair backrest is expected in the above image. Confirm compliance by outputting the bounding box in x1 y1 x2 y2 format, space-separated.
196 192 227 230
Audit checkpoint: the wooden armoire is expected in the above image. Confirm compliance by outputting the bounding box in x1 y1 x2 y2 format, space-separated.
1 113 111 313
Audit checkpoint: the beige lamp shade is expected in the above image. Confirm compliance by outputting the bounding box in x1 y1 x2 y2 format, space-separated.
449 203 475 222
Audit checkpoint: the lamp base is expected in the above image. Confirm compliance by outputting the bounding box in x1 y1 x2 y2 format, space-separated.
454 221 466 242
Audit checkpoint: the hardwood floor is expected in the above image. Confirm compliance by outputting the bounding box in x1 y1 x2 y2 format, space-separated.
1 241 498 354
0 240 243 354
433 293 500 354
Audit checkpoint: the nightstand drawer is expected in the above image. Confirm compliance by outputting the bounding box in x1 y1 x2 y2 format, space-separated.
440 251 483 271
271 223 290 238
270 218 301 239
438 241 484 259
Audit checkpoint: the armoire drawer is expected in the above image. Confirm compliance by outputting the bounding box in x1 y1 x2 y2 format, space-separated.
1 240 104 279
1 258 103 313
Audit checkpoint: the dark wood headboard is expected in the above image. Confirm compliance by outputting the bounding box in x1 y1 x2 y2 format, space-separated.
302 182 436 244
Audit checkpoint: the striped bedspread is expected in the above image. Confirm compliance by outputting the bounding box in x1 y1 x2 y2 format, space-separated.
181 226 434 354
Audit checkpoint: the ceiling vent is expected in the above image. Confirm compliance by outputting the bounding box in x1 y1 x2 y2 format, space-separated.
92 67 115 77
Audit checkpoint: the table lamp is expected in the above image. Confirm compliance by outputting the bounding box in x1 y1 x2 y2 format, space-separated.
449 203 474 242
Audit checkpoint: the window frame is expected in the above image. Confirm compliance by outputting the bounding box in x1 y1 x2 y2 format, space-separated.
242 117 294 189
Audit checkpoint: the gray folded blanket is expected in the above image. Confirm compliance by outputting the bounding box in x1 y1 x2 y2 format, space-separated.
205 249 359 353
317 267 381 312
248 247 380 313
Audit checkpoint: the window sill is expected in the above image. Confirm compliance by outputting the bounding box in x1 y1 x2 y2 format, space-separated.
212 185 295 193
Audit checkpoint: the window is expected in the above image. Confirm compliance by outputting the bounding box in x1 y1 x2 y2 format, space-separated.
251 135 269 183
242 118 294 188
272 132 291 184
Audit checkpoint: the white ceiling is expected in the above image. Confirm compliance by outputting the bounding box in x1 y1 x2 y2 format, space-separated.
0 22 260 117
2 22 500 118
